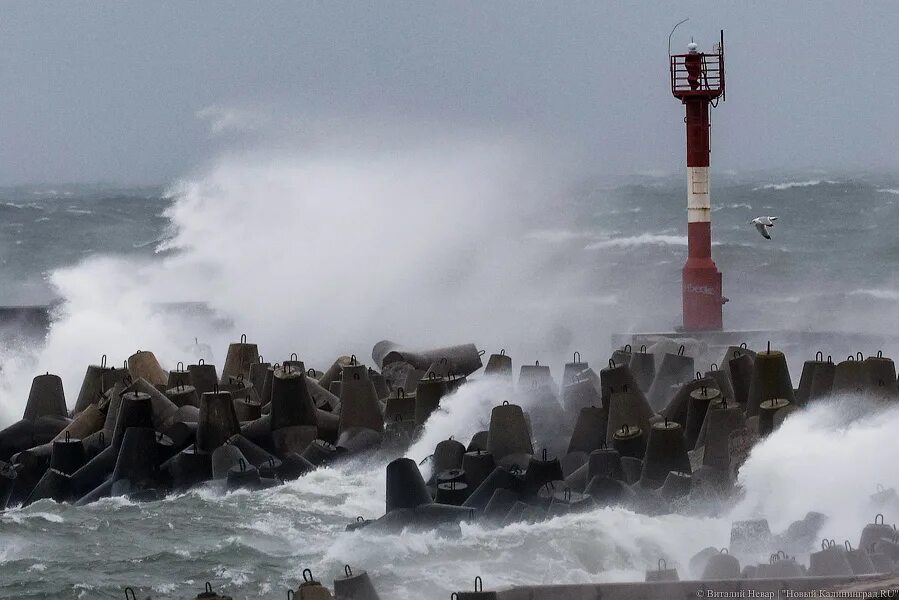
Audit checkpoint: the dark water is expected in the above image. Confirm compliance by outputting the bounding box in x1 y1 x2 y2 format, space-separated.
533 173 899 335
1 173 899 598
0 185 167 305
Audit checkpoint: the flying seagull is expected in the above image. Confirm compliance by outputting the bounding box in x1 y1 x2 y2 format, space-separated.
750 216 778 240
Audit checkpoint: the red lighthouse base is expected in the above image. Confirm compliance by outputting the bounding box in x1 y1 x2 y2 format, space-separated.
682 257 724 331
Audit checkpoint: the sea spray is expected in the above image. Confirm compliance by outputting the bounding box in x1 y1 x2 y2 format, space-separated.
0 127 608 420
407 377 516 467
731 395 899 540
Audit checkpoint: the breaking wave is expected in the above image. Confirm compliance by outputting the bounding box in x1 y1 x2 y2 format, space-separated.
848 288 899 301
753 179 837 191
733 398 899 541
524 229 593 243
583 233 687 250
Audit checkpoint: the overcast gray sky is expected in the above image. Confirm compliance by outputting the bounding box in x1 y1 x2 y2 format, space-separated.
0 2 897 185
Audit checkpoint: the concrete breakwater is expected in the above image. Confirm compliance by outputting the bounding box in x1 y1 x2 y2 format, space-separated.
112 572 899 599
2 335 899 598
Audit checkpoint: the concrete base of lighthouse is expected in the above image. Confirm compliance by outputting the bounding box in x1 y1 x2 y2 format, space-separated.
682 259 724 331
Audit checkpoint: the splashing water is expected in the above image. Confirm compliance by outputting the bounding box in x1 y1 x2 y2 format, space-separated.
732 396 899 542
407 377 515 466
0 127 614 420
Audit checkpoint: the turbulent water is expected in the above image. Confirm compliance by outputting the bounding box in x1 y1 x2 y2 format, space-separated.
4 174 899 334
2 165 899 598
0 185 166 306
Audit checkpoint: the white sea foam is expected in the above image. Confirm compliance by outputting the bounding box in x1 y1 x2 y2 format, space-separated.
849 288 899 301
524 229 592 243
1 509 66 524
712 202 753 211
753 179 837 191
318 503 730 599
215 566 251 587
594 206 643 216
584 234 687 250
876 188 899 195
4 201 46 209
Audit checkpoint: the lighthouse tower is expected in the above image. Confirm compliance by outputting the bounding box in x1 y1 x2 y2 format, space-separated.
670 32 727 330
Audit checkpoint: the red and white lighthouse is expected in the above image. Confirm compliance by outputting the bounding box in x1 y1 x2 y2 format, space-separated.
670 32 727 330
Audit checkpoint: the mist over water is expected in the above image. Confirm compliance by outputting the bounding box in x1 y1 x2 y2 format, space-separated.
1 118 899 597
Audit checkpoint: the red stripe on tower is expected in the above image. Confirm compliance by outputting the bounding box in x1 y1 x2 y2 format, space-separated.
670 32 727 331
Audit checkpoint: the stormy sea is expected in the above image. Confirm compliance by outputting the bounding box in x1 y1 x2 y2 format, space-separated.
1 155 899 598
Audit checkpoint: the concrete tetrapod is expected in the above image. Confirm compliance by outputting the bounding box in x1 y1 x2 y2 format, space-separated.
808 539 853 577
486 402 533 466
797 351 835 405
333 564 381 600
23 373 67 422
561 377 601 423
561 352 589 389
339 365 384 434
639 419 691 489
483 349 512 381
451 576 497 600
685 386 721 450
195 390 240 453
220 334 259 382
605 386 653 445
166 362 192 389
647 346 694 412
628 346 656 394
270 366 319 432
188 361 219 397
73 355 114 414
864 351 898 402
661 376 717 428
611 424 646 461
127 350 168 388
519 361 553 389
746 346 795 416
727 350 754 407
414 374 448 428
567 406 608 454
600 359 645 411
372 341 483 378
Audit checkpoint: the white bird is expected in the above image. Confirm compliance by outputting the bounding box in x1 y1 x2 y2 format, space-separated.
750 216 778 240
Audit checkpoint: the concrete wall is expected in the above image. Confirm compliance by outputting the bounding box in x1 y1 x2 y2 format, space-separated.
494 575 887 600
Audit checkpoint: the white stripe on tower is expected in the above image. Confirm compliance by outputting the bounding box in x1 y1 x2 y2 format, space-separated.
687 166 710 223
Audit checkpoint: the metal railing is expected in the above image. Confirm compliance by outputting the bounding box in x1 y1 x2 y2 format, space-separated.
670 53 725 98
